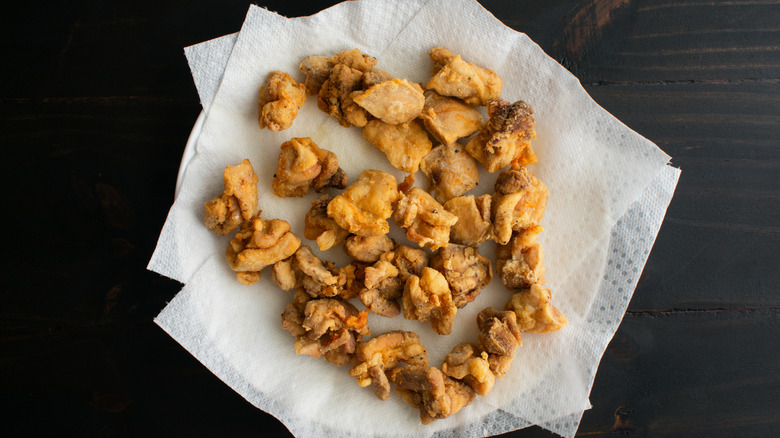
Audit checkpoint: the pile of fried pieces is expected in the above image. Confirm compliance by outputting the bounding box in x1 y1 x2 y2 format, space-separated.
202 47 568 424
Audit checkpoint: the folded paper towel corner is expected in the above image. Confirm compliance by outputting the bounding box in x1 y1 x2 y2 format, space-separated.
149 1 680 437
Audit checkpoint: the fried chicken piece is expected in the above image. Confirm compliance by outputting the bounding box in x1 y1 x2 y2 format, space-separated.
282 293 370 366
272 137 347 198
403 267 457 335
419 143 479 204
299 55 333 95
465 99 537 172
257 71 307 131
491 164 548 245
362 119 432 173
327 170 400 236
204 159 259 236
429 244 492 309
394 187 458 251
270 246 354 299
505 284 568 334
225 216 301 284
496 225 545 290
349 331 429 400
426 47 502 107
343 234 396 263
389 365 475 424
360 246 428 317
441 343 495 396
443 194 492 246
353 78 425 125
341 261 368 300
362 68 394 88
476 307 522 378
331 48 378 72
304 194 349 251
419 90 483 145
318 62 367 127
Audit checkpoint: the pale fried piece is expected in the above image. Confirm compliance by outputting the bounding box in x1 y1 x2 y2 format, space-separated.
343 234 396 263
505 284 568 334
420 144 479 204
353 78 425 125
441 343 495 396
272 137 347 198
476 307 522 378
360 246 428 317
305 194 349 251
426 47 502 107
270 246 354 299
299 55 333 95
225 216 301 283
331 48 378 72
496 225 545 290
341 261 368 300
403 267 457 335
389 365 475 424
491 164 548 245
362 68 394 88
362 119 432 173
327 170 400 236
343 90 370 127
429 244 492 309
258 71 307 131
444 194 492 246
204 159 259 236
349 331 429 400
318 63 366 127
420 90 483 144
465 99 537 172
394 187 458 251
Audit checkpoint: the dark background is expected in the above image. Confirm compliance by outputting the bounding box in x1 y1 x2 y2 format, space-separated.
1 0 778 436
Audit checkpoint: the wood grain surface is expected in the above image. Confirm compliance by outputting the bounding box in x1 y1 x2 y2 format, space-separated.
1 0 778 437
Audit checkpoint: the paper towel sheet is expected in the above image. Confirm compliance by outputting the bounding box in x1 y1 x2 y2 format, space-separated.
150 1 680 436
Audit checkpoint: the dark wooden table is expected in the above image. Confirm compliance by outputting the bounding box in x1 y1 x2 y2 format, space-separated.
2 0 778 436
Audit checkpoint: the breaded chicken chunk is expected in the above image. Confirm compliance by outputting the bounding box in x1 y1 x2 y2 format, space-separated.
476 307 522 378
394 187 458 250
403 267 458 335
349 331 429 400
426 47 502 107
419 90 483 145
389 365 475 424
343 234 396 263
225 215 301 285
505 284 568 334
429 244 492 309
327 170 400 236
441 343 495 396
353 78 425 125
491 163 548 245
304 194 349 251
257 71 307 131
419 143 479 204
362 119 433 173
465 99 537 173
443 194 492 246
496 225 545 290
204 159 259 236
360 246 428 317
272 137 347 198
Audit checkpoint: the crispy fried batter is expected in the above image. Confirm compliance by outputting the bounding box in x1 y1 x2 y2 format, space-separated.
403 267 458 335
257 71 307 131
419 90 483 144
443 194 492 246
419 143 479 204
441 343 495 396
389 365 475 424
349 331 429 400
360 246 428 317
362 119 433 173
343 234 396 263
505 284 568 334
331 48 378 72
465 99 537 172
299 55 333 95
204 159 259 236
476 308 522 378
394 187 458 250
272 137 347 198
225 216 301 284
426 47 502 107
496 225 545 290
491 164 548 245
318 62 367 127
429 244 492 308
304 194 349 251
270 246 354 299
353 78 425 125
327 170 400 236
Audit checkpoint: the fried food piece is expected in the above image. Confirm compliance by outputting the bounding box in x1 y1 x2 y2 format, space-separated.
281 292 370 366
318 62 367 127
360 246 428 317
419 143 479 204
362 120 432 173
426 47 502 107
204 159 259 236
270 246 354 299
299 55 333 95
257 71 307 131
362 68 394 88
429 244 492 309
225 216 301 284
505 284 568 334
444 194 492 246
496 225 545 290
389 365 475 424
394 187 458 251
304 194 349 251
272 137 347 198
419 90 483 144
331 48 378 72
465 99 537 172
476 307 522 378
343 234 396 263
491 163 548 245
441 343 495 396
349 331 429 400
403 267 457 335
353 78 425 125
327 170 400 236
340 261 368 300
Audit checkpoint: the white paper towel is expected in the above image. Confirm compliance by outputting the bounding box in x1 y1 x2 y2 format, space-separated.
150 1 680 436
